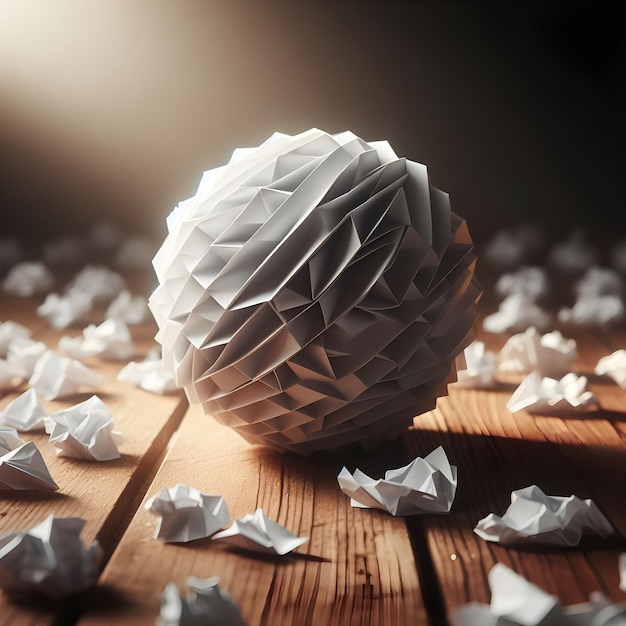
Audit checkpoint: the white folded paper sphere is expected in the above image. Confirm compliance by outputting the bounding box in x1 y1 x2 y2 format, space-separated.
149 129 481 454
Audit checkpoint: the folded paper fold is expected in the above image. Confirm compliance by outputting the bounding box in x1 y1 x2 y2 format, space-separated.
337 446 457 515
149 129 480 454
0 515 102 598
45 395 120 461
474 485 614 546
212 508 307 555
158 576 246 626
145 484 229 543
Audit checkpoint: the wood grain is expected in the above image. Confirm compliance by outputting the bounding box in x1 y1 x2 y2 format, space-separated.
0 295 187 625
80 404 426 626
402 324 626 623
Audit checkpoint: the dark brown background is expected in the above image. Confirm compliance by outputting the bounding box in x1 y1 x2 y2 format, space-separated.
1 0 624 247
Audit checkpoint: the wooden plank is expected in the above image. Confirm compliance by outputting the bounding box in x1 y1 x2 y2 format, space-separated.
80 404 427 626
0 297 188 625
402 326 626 624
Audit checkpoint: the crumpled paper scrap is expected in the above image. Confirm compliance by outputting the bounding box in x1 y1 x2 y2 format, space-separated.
494 266 550 303
474 485 614 546
453 563 626 626
45 395 120 461
0 426 25 454
212 508 308 555
507 371 597 414
58 318 135 361
41 235 85 268
0 321 30 358
483 293 551 334
29 350 103 400
117 355 178 395
105 290 149 325
0 440 58 491
2 261 54 297
547 231 597 274
158 577 246 626
0 359 26 390
482 225 545 270
558 294 625 326
36 291 93 330
149 128 481 455
452 341 498 389
498 327 577 379
145 484 230 543
0 389 47 431
115 237 155 272
337 446 457 515
42 236 85 268
0 515 102 598
575 266 623 298
65 264 125 304
6 337 47 379
595 350 626 388
88 220 122 252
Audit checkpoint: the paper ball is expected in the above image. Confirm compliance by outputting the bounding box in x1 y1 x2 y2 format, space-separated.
150 129 480 454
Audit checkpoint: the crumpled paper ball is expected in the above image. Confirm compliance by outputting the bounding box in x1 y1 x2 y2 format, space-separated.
149 129 480 454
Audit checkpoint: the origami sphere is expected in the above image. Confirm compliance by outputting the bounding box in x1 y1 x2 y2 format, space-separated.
150 129 480 454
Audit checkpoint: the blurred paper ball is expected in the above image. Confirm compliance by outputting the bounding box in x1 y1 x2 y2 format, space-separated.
150 129 480 454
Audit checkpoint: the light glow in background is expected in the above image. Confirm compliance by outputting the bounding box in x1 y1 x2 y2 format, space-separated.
1 1 623 244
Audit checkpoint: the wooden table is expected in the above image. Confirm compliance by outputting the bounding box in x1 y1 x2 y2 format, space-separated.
1 290 625 625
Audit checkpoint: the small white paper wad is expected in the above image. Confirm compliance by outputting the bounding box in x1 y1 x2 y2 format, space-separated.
452 341 498 389
0 359 26 390
2 261 54 297
337 446 457 515
0 321 30 358
495 266 550 302
45 395 120 461
547 231 597 274
483 293 551 334
453 563 560 626
558 294 625 326
29 351 103 400
212 508 308 555
105 290 149 325
0 441 58 491
37 291 93 330
453 563 626 626
0 388 47 431
482 225 545 270
0 515 102 599
498 327 576 379
145 484 230 543
507 371 597 415
117 356 178 395
42 235 85 268
149 128 480 454
0 426 24 454
576 266 623 298
158 577 246 626
65 264 125 304
6 337 47 379
595 350 626 388
115 237 155 272
58 318 135 361
474 485 614 547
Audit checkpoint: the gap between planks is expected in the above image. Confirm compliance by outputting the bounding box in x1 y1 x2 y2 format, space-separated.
402 324 626 624
79 404 428 626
